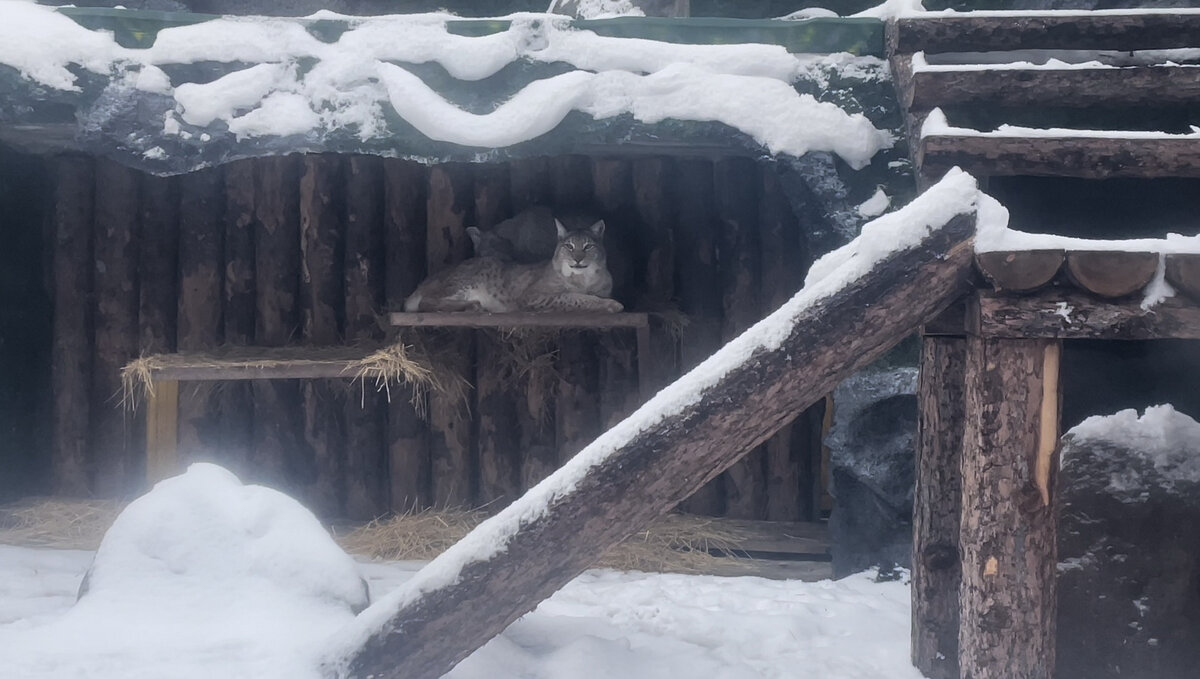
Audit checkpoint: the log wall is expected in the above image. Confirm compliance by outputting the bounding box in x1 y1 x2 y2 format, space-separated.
45 153 827 519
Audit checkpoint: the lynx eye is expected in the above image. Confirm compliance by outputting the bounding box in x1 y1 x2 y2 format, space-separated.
564 243 575 251
583 244 594 251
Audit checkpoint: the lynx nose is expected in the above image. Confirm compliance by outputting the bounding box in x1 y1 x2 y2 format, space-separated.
571 252 586 265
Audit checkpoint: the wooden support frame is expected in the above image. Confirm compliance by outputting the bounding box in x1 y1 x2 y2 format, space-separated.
144 379 179 483
970 288 1200 340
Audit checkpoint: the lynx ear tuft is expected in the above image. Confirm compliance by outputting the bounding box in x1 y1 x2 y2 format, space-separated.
589 219 606 239
555 219 568 239
466 226 482 248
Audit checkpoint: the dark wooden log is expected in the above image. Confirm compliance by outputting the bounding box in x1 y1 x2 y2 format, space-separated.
383 159 430 512
344 155 389 520
137 173 179 355
912 336 966 679
674 158 724 516
472 163 511 231
969 288 1200 340
715 157 765 520
50 155 93 495
906 66 1200 111
218 159 257 476
509 157 552 211
336 210 978 679
759 163 812 521
175 167 225 468
474 331 521 508
426 163 475 508
920 135 1200 180
252 155 304 490
1064 250 1158 298
91 158 140 495
1165 252 1200 301
960 337 1060 679
299 154 344 518
891 13 1200 54
975 250 1064 293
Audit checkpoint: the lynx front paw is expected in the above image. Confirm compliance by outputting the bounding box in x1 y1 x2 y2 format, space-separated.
601 299 623 313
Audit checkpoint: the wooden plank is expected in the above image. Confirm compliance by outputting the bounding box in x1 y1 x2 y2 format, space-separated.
1165 253 1200 301
907 66 1200 111
960 337 1060 679
152 359 362 381
338 210 978 679
971 288 1200 340
892 13 1200 54
218 159 257 477
920 135 1200 180
912 336 966 679
975 250 1064 293
390 311 650 328
50 155 94 495
1064 250 1158 298
137 173 179 356
145 379 179 482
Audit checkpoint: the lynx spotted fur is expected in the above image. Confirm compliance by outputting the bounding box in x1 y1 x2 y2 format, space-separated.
404 219 621 313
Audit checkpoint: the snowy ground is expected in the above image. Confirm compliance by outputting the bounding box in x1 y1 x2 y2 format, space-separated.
0 543 920 679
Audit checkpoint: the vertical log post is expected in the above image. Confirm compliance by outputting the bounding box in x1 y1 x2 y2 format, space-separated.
91 158 140 495
508 157 557 491
674 158 724 516
716 157 766 519
426 163 476 508
912 334 967 679
632 157 679 402
175 167 224 474
220 159 257 474
383 159 431 512
959 337 1061 679
50 155 94 495
344 155 389 519
473 164 521 508
299 154 345 517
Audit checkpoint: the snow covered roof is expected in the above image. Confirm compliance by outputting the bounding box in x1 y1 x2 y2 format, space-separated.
0 4 905 180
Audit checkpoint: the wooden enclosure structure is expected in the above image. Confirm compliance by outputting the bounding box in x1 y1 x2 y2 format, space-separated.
44 151 829 522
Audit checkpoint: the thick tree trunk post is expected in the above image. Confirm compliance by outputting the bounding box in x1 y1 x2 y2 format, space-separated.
759 163 811 521
383 159 431 512
252 155 305 490
592 158 640 427
427 163 476 508
674 158 724 516
716 157 766 519
299 154 345 518
912 335 967 679
91 158 140 495
473 165 520 508
552 156 601 462
50 155 94 495
335 208 977 679
218 159 258 474
175 167 224 470
344 155 389 520
959 337 1061 679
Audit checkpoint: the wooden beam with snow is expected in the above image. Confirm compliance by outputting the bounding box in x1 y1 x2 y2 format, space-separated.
891 13 1200 54
919 135 1200 179
328 183 978 679
904 66 1200 111
969 289 1200 341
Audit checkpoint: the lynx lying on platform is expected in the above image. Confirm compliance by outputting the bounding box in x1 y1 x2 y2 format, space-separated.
403 219 622 313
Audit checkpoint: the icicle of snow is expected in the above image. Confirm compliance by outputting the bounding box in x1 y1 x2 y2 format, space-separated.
1140 254 1176 310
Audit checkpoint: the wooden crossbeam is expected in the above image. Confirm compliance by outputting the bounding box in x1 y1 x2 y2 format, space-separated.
904 66 1200 111
389 311 650 328
969 289 1200 340
919 135 1200 179
891 13 1200 54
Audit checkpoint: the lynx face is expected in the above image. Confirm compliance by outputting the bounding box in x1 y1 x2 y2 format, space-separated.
553 218 607 279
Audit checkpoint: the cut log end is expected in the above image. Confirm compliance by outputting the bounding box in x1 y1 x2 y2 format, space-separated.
1165 253 1200 302
975 250 1064 293
1065 250 1158 299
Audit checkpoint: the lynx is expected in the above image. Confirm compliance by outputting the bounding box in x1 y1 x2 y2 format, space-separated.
404 219 622 313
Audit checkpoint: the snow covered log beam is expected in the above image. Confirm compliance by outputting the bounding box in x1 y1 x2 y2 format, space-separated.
960 337 1061 679
903 66 1200 111
330 176 980 679
919 136 1200 179
890 14 1200 54
969 289 1200 341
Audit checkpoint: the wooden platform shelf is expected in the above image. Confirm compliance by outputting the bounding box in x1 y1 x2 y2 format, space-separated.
389 311 654 396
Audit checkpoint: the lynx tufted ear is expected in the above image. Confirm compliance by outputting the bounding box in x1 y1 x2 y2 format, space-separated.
466 226 482 249
555 219 568 240
589 219 606 239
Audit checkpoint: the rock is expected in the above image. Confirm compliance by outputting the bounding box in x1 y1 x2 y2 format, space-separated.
1058 405 1200 679
826 367 918 578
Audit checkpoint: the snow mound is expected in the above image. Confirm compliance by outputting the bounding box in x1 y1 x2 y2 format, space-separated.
0 463 366 679
1064 405 1200 490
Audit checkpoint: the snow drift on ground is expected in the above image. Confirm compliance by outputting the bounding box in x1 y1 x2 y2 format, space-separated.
0 4 891 167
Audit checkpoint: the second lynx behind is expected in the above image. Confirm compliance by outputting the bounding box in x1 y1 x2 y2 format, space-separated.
404 219 622 313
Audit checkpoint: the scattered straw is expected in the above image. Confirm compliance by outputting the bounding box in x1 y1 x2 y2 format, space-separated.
0 497 126 550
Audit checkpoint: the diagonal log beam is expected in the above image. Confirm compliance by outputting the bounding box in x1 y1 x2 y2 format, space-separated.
324 175 980 679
